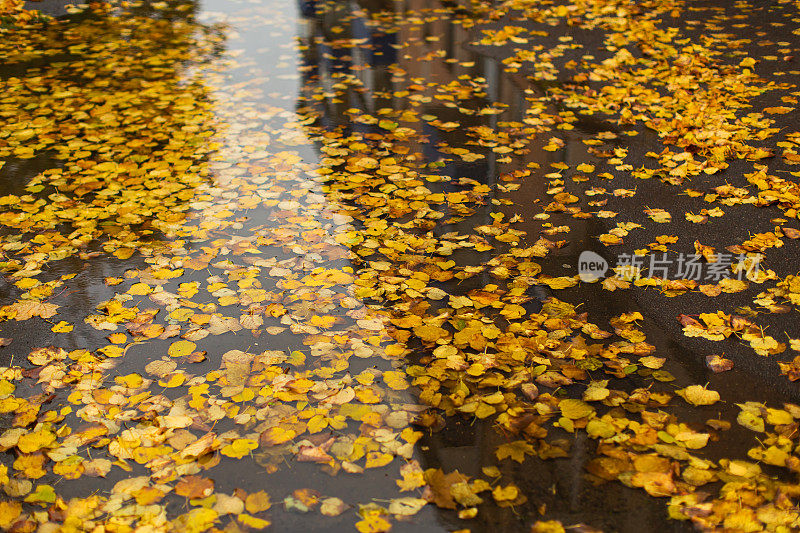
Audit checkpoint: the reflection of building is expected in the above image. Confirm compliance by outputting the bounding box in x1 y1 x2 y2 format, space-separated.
296 0 601 251
293 2 637 531
298 0 534 220
296 1 700 530
294 3 749 532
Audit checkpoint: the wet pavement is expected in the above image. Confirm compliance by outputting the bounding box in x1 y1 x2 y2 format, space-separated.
0 0 799 531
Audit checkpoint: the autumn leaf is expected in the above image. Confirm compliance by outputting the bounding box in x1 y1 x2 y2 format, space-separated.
238 514 271 528
220 438 257 459
9 300 59 320
244 491 271 514
0 501 22 529
676 385 721 406
168 340 196 358
495 440 535 463
560 399 594 419
175 476 214 499
492 484 519 502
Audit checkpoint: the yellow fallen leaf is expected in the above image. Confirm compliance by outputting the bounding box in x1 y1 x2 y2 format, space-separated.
51 321 73 333
220 438 257 459
245 491 271 513
10 300 59 320
559 399 594 419
238 514 271 529
676 385 720 406
168 340 196 358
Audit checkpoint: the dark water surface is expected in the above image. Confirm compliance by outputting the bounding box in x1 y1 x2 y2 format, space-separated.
0 0 799 531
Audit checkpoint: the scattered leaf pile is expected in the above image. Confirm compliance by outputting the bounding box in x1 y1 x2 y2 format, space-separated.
0 0 798 531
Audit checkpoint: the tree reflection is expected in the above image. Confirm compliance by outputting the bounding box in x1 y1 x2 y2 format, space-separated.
0 2 226 352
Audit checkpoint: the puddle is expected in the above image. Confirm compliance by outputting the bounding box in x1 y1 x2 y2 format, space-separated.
0 0 798 531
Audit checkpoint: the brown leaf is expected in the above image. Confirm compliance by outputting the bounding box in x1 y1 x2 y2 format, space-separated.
782 227 800 239
423 468 469 509
175 475 214 499
296 437 334 464
706 355 733 373
677 314 701 327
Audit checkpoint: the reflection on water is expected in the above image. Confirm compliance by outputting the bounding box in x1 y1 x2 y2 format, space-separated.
0 2 230 372
291 2 693 531
0 0 695 530
0 0 796 531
